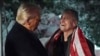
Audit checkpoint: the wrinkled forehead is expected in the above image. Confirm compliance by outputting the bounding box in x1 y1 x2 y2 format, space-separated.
61 13 75 20
63 11 75 16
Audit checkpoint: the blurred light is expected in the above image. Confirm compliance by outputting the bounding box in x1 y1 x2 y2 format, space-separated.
95 45 100 50
59 14 61 18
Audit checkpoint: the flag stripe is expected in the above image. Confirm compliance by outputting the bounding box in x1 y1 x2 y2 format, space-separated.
78 28 92 56
73 28 85 56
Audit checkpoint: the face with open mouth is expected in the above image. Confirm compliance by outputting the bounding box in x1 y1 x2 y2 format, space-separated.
60 13 77 32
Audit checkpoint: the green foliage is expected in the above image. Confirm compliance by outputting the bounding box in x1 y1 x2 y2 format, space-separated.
2 0 100 46
43 0 54 8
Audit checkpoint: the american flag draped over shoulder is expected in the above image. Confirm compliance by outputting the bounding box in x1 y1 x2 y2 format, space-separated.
52 27 92 56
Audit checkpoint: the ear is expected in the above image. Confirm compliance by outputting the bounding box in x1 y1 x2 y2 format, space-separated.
73 21 77 27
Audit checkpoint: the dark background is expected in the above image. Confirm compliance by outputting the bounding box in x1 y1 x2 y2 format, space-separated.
1 0 100 56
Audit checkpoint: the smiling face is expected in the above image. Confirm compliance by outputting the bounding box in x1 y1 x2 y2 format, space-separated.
60 13 77 32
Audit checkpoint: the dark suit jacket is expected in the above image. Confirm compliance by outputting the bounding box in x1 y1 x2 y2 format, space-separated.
5 22 48 56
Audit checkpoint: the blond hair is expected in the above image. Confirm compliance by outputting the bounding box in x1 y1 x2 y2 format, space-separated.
16 3 40 25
